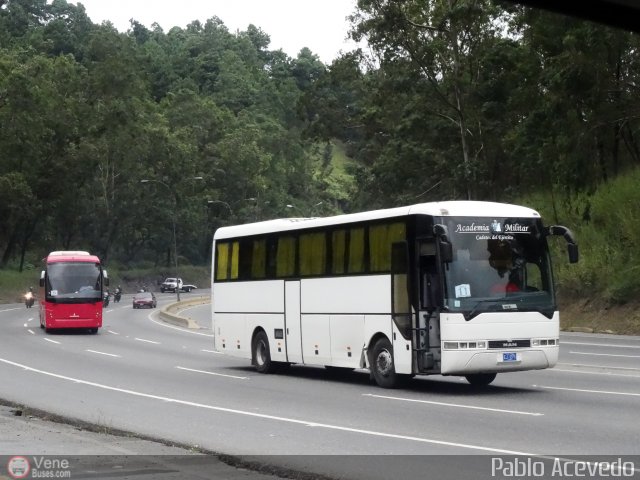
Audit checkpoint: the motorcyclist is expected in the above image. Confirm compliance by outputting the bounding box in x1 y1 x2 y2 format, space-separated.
114 285 122 303
24 287 35 308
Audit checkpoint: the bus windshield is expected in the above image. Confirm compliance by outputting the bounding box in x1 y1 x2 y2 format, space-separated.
440 217 555 319
46 262 103 302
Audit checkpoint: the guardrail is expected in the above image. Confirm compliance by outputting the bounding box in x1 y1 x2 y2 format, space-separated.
159 295 210 329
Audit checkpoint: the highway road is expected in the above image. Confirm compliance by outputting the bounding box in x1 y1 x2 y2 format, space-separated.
1 293 640 479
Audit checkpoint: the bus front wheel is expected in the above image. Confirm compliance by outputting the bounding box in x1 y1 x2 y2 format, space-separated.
465 373 497 387
369 337 402 388
252 330 276 374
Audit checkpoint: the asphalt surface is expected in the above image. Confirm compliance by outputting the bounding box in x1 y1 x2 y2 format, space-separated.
0 293 294 480
3 292 640 480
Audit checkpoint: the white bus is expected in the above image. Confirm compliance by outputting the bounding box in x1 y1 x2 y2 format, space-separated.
211 201 578 388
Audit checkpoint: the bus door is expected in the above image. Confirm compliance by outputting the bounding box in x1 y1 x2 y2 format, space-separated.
391 242 413 375
284 281 303 363
417 239 443 373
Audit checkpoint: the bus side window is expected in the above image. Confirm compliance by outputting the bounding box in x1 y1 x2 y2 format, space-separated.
331 230 347 274
250 239 266 279
299 232 326 276
276 235 296 278
216 243 230 281
348 227 365 273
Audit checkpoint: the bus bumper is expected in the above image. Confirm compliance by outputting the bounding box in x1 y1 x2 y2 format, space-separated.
440 347 558 375
46 318 102 329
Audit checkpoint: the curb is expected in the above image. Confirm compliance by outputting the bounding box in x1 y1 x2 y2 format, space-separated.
564 327 594 333
159 295 210 329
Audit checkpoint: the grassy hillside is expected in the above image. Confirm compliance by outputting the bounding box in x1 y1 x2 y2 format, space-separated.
519 167 640 334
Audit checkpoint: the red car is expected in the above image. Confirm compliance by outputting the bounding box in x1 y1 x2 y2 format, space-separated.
132 292 157 309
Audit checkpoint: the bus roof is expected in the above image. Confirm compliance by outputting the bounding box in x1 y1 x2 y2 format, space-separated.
214 201 542 240
46 251 101 264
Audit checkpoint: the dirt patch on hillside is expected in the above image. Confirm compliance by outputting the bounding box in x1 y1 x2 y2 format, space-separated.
560 298 640 335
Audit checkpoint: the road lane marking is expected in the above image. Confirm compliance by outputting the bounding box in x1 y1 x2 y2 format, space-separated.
86 350 121 358
552 368 640 378
0 308 23 313
557 362 640 372
569 351 640 358
135 338 160 345
27 318 33 322
562 341 640 349
363 393 543 416
201 349 223 355
43 338 60 345
176 366 247 380
535 385 640 397
0 357 536 456
27 330 35 335
23 323 28 327
108 330 120 335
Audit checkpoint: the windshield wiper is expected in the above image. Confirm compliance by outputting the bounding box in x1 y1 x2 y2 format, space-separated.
466 298 505 321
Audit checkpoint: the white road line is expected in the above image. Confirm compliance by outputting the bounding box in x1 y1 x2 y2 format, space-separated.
177 304 207 315
552 368 640 378
23 323 28 328
557 362 640 372
27 318 33 322
363 393 543 416
135 338 160 345
44 338 60 345
27 330 35 335
562 341 640 349
569 351 640 359
0 357 536 456
108 330 120 335
0 308 23 313
535 385 640 397
201 349 223 355
176 366 247 380
86 350 121 358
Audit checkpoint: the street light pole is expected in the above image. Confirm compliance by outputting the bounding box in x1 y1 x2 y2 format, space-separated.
141 177 203 303
207 200 233 216
286 204 303 216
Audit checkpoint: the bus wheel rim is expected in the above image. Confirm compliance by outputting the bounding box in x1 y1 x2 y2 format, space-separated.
376 349 393 376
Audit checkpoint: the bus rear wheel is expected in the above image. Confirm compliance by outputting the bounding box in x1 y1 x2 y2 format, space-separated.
252 330 276 374
465 373 497 387
369 337 403 388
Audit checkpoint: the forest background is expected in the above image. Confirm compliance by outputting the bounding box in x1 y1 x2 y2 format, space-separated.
1 0 639 333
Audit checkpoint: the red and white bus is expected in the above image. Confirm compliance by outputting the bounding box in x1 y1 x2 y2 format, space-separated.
39 251 109 334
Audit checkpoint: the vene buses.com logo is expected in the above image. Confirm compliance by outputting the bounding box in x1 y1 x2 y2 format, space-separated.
7 456 30 479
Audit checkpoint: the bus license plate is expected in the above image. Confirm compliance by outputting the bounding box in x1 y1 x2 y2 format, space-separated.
502 352 518 362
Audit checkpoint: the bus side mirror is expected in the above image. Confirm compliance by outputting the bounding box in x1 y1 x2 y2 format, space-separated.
39 270 45 288
546 225 578 264
439 240 453 263
433 224 453 263
103 269 109 287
